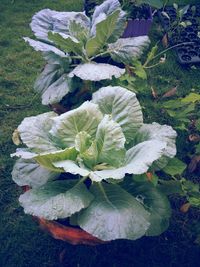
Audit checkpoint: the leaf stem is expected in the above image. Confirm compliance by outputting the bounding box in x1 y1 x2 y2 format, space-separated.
171 175 178 181
90 50 110 61
70 56 82 59
98 183 115 209
147 42 194 62
77 175 89 186
144 62 162 69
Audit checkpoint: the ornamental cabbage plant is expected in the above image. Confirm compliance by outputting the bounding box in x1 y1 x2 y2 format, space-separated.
12 86 176 241
24 0 150 106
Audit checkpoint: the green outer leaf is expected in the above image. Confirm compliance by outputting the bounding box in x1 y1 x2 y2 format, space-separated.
19 180 94 220
163 100 195 123
150 173 159 186
162 100 188 109
145 44 158 66
18 112 58 153
107 10 126 43
69 20 89 45
48 32 83 55
23 37 66 57
41 74 71 105
42 51 69 65
165 103 195 122
78 183 150 241
12 158 59 188
30 9 90 41
95 115 126 167
132 173 149 183
11 148 38 159
158 180 184 196
122 180 171 236
162 157 187 176
109 36 150 65
196 143 200 154
50 102 103 148
92 86 143 143
132 122 177 170
90 140 166 182
34 64 62 94
180 179 200 208
181 93 200 103
91 0 126 42
132 173 158 186
69 63 125 81
52 12 90 36
188 196 200 208
131 60 147 80
30 9 58 41
91 0 120 25
54 11 90 34
196 119 200 131
35 147 78 172
86 10 120 57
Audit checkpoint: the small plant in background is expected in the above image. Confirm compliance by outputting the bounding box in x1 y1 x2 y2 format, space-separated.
159 3 200 64
112 43 168 93
161 4 191 38
85 0 163 18
11 86 177 241
159 92 200 131
86 0 164 16
120 0 163 18
149 91 200 214
24 0 150 111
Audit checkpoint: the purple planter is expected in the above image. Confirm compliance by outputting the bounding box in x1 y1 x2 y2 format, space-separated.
122 7 153 38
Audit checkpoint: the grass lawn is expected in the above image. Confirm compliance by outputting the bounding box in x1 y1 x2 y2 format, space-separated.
0 0 200 266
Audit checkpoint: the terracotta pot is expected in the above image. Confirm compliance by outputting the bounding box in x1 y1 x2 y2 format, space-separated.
36 217 105 245
22 186 105 246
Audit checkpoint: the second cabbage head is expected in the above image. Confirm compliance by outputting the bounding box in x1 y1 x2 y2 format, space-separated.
24 0 150 106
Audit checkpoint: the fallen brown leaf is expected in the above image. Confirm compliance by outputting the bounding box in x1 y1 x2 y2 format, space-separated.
162 33 169 48
188 155 200 173
151 86 158 99
125 65 133 75
180 202 191 213
189 134 200 142
146 172 153 181
161 86 178 99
